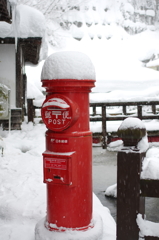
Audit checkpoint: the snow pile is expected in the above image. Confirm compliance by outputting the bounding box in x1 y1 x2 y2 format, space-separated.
105 144 159 198
25 61 45 94
27 80 44 100
107 140 123 152
147 59 159 68
0 122 116 240
90 86 159 103
137 214 159 238
137 134 149 153
0 22 12 38
41 51 96 80
141 147 159 179
41 29 159 93
24 29 159 95
35 213 103 240
90 120 159 137
105 184 117 198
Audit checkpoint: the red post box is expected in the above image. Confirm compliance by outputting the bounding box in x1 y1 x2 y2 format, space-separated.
35 51 103 240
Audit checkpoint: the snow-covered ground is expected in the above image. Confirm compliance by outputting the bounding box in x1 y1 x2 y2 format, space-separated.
1 118 159 239
0 122 116 240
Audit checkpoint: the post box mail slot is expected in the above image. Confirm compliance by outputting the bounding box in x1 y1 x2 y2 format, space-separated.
43 151 76 187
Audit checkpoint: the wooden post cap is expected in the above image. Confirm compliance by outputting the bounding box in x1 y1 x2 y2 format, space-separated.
117 117 146 147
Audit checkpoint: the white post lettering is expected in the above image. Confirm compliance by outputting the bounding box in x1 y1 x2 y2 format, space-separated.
62 119 66 124
48 119 52 124
53 119 56 124
57 119 61 124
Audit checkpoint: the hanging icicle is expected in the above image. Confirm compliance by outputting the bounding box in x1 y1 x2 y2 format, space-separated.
10 0 18 52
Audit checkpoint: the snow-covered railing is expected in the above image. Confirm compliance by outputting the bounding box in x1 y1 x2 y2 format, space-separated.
90 101 159 148
28 99 159 148
117 118 159 240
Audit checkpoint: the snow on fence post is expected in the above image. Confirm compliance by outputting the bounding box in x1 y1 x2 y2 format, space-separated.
117 117 147 240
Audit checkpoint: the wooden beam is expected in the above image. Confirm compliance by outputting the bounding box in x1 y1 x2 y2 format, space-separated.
140 179 159 198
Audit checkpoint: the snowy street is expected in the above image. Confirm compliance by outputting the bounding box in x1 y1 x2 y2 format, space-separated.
1 121 159 239
0 122 116 240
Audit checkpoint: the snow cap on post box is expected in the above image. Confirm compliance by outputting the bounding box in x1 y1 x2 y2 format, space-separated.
41 51 96 80
41 51 96 93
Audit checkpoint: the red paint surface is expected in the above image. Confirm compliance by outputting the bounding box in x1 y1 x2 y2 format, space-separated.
41 79 95 230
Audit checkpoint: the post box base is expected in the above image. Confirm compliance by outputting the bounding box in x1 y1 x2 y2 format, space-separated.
35 213 103 240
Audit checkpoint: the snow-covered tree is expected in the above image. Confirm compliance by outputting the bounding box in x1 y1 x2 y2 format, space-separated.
10 0 159 45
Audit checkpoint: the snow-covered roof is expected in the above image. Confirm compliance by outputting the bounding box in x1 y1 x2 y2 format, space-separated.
146 10 155 17
0 4 45 38
124 3 134 14
146 58 159 68
16 4 45 38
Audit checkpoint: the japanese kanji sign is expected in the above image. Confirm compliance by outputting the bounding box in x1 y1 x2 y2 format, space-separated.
41 96 72 131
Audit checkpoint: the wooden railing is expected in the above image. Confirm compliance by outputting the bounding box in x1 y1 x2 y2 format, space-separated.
117 122 159 240
27 99 159 148
90 101 159 148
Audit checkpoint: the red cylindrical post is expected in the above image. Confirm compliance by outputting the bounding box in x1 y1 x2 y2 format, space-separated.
35 51 103 240
42 85 94 230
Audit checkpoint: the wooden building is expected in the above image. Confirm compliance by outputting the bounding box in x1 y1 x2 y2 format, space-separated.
0 0 44 130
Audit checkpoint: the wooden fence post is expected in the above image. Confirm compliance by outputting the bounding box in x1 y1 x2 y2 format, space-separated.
123 105 127 115
102 105 106 149
117 118 147 240
152 104 156 114
92 106 96 116
137 105 142 119
27 98 35 123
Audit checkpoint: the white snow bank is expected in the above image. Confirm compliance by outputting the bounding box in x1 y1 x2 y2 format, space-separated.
26 61 45 92
141 147 159 179
147 59 159 68
137 134 149 152
0 21 12 38
107 140 123 152
41 51 96 80
105 184 117 198
90 119 159 136
35 213 103 240
27 80 44 99
90 87 159 103
57 30 159 93
0 122 116 240
105 144 159 198
137 214 159 237
26 30 159 94
93 194 116 240
141 156 159 179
